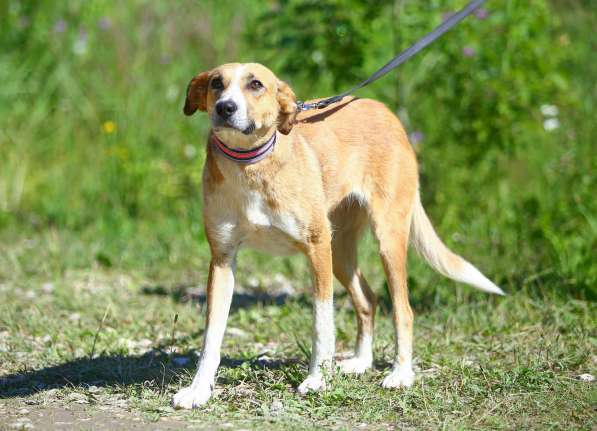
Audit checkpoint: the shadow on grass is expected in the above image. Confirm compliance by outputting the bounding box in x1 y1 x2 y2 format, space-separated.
0 350 303 399
0 289 314 399
141 284 301 311
0 286 403 399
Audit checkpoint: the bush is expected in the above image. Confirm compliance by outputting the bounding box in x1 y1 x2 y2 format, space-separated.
250 0 594 297
0 1 594 296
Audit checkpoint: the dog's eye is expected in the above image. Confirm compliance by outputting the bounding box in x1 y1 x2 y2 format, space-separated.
211 78 224 90
249 79 263 91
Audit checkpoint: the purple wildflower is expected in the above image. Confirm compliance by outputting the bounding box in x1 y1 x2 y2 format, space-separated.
474 8 489 20
98 17 112 30
53 19 66 33
462 47 476 57
409 131 424 145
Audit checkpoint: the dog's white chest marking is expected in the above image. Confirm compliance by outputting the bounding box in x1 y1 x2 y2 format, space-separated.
243 191 301 255
213 189 302 255
245 191 301 235
245 191 272 227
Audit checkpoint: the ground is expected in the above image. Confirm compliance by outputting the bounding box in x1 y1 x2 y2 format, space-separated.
0 241 595 430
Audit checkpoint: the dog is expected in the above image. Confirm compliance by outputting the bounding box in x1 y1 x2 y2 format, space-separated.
172 62 504 409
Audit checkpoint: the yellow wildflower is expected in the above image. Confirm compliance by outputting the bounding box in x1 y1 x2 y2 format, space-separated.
102 121 117 134
558 34 570 47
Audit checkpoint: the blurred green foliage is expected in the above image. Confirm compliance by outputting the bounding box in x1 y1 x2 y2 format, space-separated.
0 1 594 298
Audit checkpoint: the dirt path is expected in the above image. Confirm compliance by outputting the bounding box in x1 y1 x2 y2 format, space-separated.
0 398 211 431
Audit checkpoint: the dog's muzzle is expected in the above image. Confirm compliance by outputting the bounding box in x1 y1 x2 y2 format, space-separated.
213 100 254 135
215 100 237 119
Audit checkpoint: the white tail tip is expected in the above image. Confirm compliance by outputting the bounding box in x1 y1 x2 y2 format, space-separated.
457 261 505 295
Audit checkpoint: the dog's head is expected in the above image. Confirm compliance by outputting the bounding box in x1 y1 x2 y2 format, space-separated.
183 63 297 137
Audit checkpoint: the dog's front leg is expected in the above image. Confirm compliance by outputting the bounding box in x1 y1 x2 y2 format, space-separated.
298 235 335 394
172 256 235 409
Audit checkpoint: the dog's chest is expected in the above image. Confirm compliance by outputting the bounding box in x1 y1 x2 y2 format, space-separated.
214 188 303 255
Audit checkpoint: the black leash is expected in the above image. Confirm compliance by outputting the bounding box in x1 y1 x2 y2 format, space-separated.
296 0 486 112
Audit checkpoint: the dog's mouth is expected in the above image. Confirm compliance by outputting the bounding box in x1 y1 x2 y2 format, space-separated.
213 119 256 136
240 122 255 135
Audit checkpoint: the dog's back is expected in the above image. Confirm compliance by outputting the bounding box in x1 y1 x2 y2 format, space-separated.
293 97 419 210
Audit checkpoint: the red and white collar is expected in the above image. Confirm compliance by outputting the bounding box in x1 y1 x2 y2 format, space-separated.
211 132 276 164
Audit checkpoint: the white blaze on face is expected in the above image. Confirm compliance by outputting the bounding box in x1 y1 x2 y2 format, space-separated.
215 65 251 131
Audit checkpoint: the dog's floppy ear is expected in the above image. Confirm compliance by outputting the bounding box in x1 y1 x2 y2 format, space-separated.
183 71 210 116
276 80 297 135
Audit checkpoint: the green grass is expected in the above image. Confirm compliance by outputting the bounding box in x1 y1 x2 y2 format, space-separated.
1 235 596 430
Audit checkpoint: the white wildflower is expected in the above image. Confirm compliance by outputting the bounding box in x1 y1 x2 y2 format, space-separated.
184 145 197 159
543 118 560 131
540 104 559 117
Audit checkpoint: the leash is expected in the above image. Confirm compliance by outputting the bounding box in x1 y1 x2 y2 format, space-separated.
296 0 486 112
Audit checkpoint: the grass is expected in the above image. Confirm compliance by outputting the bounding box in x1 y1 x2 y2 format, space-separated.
1 233 595 430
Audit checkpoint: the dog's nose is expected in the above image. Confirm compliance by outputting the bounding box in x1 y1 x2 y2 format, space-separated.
215 100 237 119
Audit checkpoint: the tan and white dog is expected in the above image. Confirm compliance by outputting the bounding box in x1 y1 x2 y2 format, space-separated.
172 62 503 409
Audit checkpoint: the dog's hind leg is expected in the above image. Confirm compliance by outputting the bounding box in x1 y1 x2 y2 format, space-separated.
370 194 416 389
331 204 376 374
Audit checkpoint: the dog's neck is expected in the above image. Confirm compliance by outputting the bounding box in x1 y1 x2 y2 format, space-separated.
210 126 279 165
212 131 276 165
212 126 276 150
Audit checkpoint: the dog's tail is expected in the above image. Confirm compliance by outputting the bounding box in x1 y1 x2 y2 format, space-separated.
410 191 504 295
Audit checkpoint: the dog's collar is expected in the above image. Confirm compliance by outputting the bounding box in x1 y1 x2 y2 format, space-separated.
211 132 276 164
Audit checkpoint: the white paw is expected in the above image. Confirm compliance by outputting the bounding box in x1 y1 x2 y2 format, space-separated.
381 367 415 389
337 356 372 374
171 385 212 409
297 375 326 395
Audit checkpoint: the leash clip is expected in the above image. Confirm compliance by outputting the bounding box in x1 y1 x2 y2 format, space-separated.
295 99 334 112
